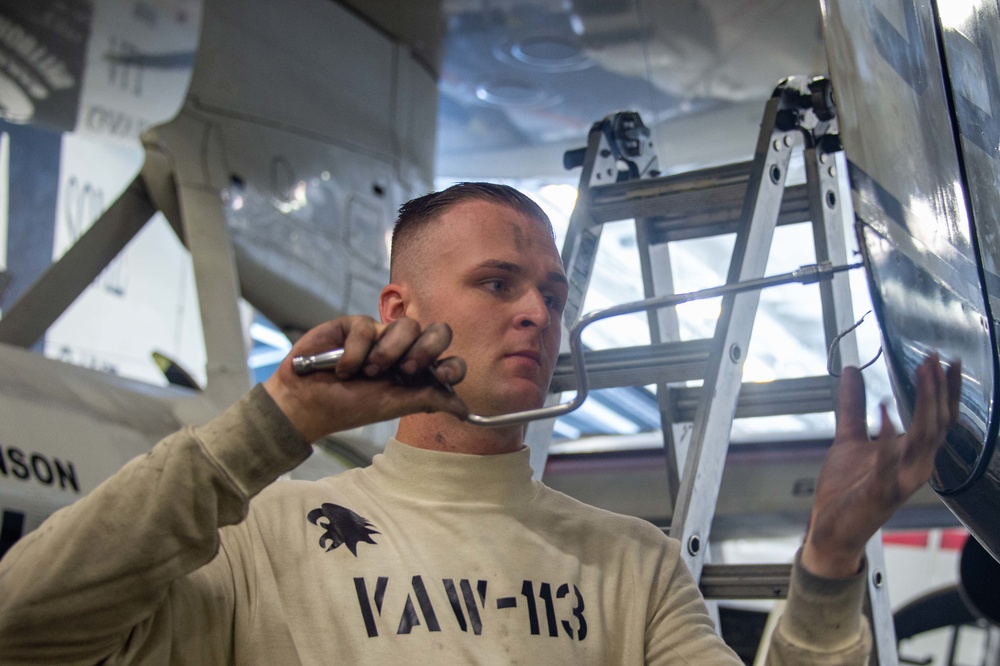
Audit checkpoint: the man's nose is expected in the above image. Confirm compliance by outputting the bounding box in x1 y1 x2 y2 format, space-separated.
515 289 551 329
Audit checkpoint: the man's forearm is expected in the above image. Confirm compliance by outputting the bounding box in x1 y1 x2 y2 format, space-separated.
0 385 312 662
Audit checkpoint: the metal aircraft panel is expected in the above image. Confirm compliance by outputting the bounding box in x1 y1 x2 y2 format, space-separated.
934 0 1000 556
822 0 1000 557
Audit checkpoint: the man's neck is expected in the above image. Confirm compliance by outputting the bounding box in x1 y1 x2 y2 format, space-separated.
395 412 524 455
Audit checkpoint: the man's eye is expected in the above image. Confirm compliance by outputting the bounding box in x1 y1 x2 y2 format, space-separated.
545 294 565 312
485 279 507 292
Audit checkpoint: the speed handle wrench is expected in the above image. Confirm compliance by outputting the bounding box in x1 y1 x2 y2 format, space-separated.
292 262 859 427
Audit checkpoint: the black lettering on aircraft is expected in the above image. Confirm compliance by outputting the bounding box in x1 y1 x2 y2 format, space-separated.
4 446 29 480
353 575 587 641
83 104 149 138
55 345 120 375
0 446 80 493
31 453 53 484
106 36 144 96
63 176 103 241
0 510 26 558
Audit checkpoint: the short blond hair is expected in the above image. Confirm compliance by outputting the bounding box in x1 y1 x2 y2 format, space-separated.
390 182 553 281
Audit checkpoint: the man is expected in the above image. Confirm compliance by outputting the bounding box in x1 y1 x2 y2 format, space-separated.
0 183 961 664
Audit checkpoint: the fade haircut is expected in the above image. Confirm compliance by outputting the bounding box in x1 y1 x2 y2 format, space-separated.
390 182 554 281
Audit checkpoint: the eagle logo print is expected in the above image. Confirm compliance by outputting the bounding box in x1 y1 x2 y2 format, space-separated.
307 503 380 556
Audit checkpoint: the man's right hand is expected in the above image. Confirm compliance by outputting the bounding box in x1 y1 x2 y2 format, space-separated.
263 316 468 442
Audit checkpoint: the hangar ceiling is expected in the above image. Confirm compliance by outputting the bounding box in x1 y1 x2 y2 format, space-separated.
435 0 829 178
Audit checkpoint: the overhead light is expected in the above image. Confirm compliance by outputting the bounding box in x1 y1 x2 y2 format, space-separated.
475 79 550 107
511 35 589 70
494 34 593 72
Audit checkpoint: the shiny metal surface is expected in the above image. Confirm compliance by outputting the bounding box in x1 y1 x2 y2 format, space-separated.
822 0 1000 558
292 349 345 375
935 0 1000 559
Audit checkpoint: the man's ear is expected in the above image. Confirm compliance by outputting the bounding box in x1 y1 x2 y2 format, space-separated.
379 283 408 324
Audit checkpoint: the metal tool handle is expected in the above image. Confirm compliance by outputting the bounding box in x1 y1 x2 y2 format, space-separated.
293 349 345 375
290 262 859 427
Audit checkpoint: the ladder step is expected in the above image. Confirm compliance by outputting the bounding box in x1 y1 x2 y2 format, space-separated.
550 339 713 393
552 346 837 419
670 375 837 420
585 161 810 242
699 563 792 600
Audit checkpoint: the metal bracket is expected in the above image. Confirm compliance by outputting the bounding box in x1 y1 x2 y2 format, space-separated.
0 175 157 348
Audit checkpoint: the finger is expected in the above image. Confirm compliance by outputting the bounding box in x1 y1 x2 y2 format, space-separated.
876 401 897 444
946 359 962 425
396 322 454 376
874 403 903 495
909 356 941 451
907 357 955 475
418 386 470 420
874 401 908 480
387 383 469 420
874 401 901 469
336 317 382 379
364 318 421 377
934 356 951 438
290 318 352 356
431 356 466 387
835 365 869 440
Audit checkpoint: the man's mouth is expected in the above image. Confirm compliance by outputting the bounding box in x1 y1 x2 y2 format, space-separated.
506 350 542 366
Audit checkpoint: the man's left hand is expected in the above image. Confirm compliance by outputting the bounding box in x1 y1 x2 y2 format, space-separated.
802 353 962 578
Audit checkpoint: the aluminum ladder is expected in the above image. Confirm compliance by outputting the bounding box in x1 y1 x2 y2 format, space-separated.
546 77 896 664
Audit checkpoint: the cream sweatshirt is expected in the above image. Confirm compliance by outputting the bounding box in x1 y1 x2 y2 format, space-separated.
0 385 870 664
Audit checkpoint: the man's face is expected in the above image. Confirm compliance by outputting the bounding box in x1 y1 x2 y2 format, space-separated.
401 200 567 416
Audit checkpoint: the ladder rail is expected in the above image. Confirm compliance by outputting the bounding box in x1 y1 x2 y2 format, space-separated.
805 143 898 664
671 96 796 582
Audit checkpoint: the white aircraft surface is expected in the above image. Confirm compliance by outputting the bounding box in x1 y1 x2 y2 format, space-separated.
0 0 439 547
